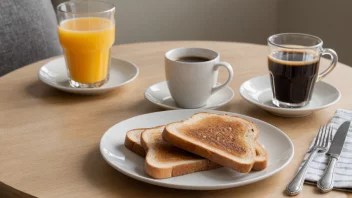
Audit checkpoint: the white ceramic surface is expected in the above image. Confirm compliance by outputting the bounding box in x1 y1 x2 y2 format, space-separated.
239 75 341 117
100 109 294 190
165 48 233 108
38 57 139 95
144 81 234 110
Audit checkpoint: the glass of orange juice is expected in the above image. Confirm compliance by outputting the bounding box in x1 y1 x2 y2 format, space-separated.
57 0 115 88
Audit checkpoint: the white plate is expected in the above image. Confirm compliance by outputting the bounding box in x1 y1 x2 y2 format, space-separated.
38 57 139 95
100 109 294 190
239 75 341 117
144 81 234 110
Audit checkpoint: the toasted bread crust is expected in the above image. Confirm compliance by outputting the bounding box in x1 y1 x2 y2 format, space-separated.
144 160 173 179
132 143 146 157
163 113 257 173
124 129 147 157
144 157 221 179
253 142 268 171
172 160 220 177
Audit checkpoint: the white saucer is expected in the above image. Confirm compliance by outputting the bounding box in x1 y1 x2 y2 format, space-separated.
38 57 139 95
239 75 341 117
144 81 234 110
100 109 294 190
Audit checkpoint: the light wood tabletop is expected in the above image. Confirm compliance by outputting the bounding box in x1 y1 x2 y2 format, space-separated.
1 41 351 198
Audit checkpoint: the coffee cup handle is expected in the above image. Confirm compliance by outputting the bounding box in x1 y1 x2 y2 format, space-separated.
317 48 338 82
211 62 234 94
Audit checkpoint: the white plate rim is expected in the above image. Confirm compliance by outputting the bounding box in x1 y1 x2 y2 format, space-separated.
99 109 294 190
38 56 139 92
239 75 341 112
144 81 235 110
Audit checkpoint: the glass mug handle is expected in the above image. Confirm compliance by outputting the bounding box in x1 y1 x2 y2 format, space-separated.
211 62 234 94
317 48 338 82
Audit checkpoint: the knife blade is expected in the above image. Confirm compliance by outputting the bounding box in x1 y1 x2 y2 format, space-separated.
327 121 351 157
317 121 351 192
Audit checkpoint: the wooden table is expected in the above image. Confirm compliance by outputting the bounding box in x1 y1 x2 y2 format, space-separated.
1 41 351 198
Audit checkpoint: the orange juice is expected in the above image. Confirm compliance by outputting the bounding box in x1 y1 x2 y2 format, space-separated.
58 17 115 84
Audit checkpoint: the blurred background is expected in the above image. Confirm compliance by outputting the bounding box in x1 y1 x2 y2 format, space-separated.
51 0 351 66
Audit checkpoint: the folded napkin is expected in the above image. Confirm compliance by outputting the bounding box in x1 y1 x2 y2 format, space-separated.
302 109 352 191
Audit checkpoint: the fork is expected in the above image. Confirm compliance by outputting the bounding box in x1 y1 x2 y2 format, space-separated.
286 126 333 196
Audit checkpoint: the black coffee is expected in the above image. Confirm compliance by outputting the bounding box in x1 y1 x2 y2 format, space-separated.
268 50 320 104
176 56 210 63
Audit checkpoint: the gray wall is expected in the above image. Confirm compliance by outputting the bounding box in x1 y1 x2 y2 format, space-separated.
278 0 352 65
109 0 279 45
52 0 352 65
53 0 279 45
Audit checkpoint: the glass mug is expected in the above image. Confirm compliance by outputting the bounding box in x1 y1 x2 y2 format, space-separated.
268 33 338 108
57 0 115 88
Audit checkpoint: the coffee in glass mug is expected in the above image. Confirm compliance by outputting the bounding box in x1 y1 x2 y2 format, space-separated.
267 33 338 108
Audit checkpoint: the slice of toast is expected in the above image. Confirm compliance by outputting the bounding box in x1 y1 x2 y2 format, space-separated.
163 112 257 173
253 142 268 171
124 116 258 158
141 126 220 179
124 127 268 171
124 128 147 157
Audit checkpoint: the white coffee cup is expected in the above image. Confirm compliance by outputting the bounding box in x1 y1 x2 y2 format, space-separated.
165 47 234 108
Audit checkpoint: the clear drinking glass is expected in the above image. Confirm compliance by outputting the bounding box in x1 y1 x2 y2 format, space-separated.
57 0 115 88
268 33 338 108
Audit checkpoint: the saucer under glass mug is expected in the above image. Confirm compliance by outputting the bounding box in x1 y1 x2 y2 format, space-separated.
267 33 338 108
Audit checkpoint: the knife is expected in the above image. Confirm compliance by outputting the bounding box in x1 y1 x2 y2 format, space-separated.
317 121 351 192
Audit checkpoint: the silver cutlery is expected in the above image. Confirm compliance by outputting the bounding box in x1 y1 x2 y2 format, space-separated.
286 126 333 196
317 121 351 192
